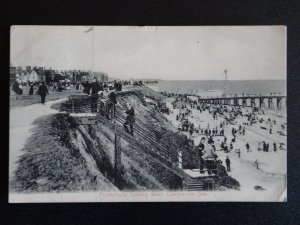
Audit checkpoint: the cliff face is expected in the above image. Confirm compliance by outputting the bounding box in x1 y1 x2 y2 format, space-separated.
75 121 181 191
70 88 185 191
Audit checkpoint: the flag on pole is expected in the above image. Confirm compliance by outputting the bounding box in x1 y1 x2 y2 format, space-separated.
84 27 94 33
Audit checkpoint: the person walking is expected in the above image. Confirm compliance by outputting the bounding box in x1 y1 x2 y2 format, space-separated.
38 82 49 104
57 83 63 92
225 156 231 172
12 80 23 98
82 81 89 94
29 84 34 95
52 82 58 92
203 138 218 175
113 80 118 91
273 143 277 152
123 104 135 136
246 142 250 152
255 159 259 170
107 91 117 119
89 77 101 113
230 142 233 151
263 141 267 152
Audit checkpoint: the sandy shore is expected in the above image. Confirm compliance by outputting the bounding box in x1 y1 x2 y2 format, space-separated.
163 96 286 201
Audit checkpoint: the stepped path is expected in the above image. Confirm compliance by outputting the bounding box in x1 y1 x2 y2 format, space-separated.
95 114 189 179
9 99 66 180
68 90 220 190
185 179 206 191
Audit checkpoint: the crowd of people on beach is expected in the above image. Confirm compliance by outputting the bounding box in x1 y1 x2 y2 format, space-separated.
160 91 286 175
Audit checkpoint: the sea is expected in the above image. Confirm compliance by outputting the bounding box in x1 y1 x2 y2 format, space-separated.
152 80 286 96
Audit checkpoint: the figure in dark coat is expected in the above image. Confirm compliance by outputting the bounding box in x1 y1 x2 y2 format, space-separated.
123 105 135 136
113 80 118 90
38 82 49 104
273 143 277 152
107 91 117 119
12 80 23 95
246 142 250 152
83 81 90 94
118 82 122 91
225 156 231 172
29 85 34 95
216 160 228 176
89 78 101 113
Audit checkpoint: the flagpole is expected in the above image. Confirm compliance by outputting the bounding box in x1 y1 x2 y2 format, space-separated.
225 69 228 94
84 27 94 81
92 27 94 77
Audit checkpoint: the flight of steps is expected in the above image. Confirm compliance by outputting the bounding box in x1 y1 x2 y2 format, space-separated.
185 179 206 191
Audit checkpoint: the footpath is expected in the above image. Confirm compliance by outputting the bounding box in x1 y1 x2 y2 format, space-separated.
9 99 66 180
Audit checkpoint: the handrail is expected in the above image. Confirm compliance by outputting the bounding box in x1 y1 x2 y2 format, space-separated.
67 95 199 169
114 112 199 169
114 115 179 161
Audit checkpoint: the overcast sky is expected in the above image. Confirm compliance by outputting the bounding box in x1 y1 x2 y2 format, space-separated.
11 26 286 80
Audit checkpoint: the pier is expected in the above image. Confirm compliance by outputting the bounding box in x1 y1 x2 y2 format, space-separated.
196 94 286 110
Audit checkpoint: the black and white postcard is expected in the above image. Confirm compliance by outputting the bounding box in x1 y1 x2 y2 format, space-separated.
9 26 286 202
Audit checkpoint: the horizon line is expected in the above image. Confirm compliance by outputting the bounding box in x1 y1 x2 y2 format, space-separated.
113 78 286 81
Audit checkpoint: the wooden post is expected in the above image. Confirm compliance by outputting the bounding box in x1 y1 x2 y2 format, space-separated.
251 98 255 107
114 131 121 185
277 97 281 110
259 98 263 108
243 99 246 107
259 98 265 108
